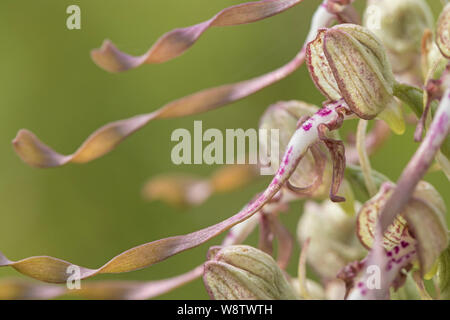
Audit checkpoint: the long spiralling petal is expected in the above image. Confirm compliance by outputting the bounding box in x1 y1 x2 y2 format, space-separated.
0 211 261 300
0 279 65 300
91 0 304 73
0 267 202 300
12 0 347 169
13 48 306 168
141 164 257 208
3 101 349 283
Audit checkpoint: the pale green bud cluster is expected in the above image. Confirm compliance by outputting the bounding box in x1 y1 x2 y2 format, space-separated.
203 245 298 300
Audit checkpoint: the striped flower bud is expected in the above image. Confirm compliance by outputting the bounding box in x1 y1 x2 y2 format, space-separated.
437 3 450 59
307 24 397 121
297 200 365 280
364 0 433 72
203 245 297 300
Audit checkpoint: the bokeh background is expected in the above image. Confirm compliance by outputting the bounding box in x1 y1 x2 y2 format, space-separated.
0 0 447 299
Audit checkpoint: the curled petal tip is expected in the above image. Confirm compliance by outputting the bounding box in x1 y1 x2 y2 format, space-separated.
91 40 144 73
90 0 305 73
12 129 68 168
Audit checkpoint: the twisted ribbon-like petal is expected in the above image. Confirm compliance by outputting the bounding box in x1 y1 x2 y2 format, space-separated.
12 0 349 169
13 48 306 168
4 101 349 283
91 0 304 73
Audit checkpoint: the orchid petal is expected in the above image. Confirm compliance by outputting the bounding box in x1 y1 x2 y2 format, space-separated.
91 0 304 73
4 101 348 283
357 181 448 277
317 106 347 202
306 29 342 101
258 214 274 255
0 267 203 300
141 164 257 208
12 0 347 169
357 183 411 251
142 174 211 208
13 49 306 168
0 212 260 299
0 279 65 300
269 215 294 269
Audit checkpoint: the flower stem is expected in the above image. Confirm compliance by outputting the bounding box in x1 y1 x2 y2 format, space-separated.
379 88 450 233
356 119 377 197
393 83 450 159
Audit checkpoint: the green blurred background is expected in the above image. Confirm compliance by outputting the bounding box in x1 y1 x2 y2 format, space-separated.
0 0 447 299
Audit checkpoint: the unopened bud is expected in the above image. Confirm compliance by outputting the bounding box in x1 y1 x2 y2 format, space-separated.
297 200 365 280
203 245 297 300
364 0 433 72
307 24 400 125
437 3 450 59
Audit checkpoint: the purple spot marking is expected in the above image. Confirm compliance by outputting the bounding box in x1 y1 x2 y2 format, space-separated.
283 146 293 165
400 241 409 248
394 246 399 254
361 289 367 296
387 251 392 257
302 122 312 131
357 282 364 288
318 108 332 117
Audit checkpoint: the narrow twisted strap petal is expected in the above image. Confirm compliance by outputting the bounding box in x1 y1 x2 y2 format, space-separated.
91 0 304 73
0 266 203 300
0 180 284 283
0 203 259 282
13 49 306 168
4 100 326 282
6 103 346 284
0 211 262 299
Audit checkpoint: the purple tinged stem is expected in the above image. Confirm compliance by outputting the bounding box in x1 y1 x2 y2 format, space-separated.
378 88 450 234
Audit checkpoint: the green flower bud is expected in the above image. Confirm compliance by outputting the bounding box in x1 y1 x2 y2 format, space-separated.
307 24 398 122
437 3 450 59
203 245 297 300
364 0 433 72
297 200 365 280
